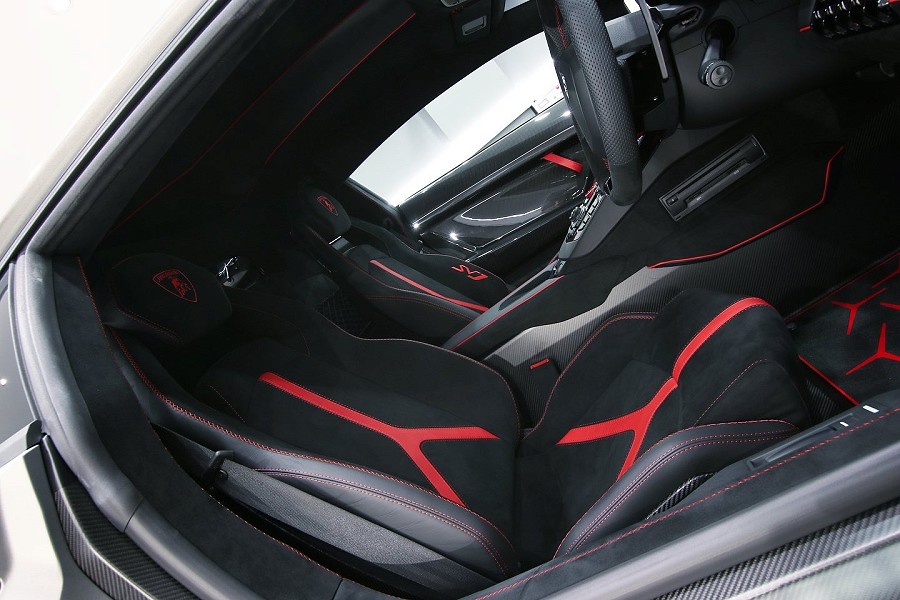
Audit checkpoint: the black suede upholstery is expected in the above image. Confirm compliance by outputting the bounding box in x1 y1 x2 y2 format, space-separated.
515 290 811 563
99 254 812 593
100 254 231 345
290 189 509 342
294 187 352 240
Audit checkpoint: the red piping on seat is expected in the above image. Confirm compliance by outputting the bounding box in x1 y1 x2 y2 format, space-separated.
451 277 564 351
265 13 416 164
557 298 771 478
648 146 845 269
369 260 489 312
543 153 583 173
260 372 499 506
111 2 371 233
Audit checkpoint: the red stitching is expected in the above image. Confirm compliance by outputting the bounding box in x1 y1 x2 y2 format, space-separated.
555 421 798 557
563 430 797 555
527 313 657 437
259 467 516 559
108 282 182 343
693 359 770 425
262 470 511 576
107 327 514 538
554 2 568 48
76 258 335 576
475 406 900 600
364 295 475 321
200 384 245 422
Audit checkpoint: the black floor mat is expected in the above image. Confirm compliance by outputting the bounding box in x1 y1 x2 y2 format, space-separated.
790 250 900 405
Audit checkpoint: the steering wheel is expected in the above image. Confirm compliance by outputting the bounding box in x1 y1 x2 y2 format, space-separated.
537 0 641 206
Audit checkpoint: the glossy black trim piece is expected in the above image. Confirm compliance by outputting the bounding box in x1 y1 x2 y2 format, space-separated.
401 100 577 228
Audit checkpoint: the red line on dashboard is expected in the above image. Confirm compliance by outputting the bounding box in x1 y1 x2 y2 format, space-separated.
648 145 844 269
111 2 371 232
265 13 415 165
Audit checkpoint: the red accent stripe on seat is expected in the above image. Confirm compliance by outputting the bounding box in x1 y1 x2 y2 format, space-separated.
557 298 771 478
369 260 489 312
260 372 499 505
543 153 583 173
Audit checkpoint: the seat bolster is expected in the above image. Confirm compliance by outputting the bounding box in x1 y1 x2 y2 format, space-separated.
555 420 801 557
167 394 518 581
110 333 518 580
259 459 519 581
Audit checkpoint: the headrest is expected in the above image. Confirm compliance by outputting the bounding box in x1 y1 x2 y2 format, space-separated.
292 186 351 240
100 254 231 346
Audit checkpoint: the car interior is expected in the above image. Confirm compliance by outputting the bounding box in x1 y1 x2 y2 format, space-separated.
13 0 900 598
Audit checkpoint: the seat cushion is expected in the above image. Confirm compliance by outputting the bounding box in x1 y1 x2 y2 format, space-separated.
197 330 520 536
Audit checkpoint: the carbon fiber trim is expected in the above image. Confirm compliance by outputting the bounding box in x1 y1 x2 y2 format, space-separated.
657 499 900 599
402 100 576 227
801 374 851 422
54 481 196 600
647 474 713 519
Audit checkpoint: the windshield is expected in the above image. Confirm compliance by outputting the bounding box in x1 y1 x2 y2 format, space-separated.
349 32 560 207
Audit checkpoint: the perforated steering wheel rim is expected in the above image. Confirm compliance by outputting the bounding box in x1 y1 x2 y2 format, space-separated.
537 0 642 205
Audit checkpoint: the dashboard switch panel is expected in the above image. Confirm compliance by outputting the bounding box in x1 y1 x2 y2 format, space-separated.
803 0 899 38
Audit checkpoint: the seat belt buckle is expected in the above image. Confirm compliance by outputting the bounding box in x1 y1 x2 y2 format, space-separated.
199 450 234 488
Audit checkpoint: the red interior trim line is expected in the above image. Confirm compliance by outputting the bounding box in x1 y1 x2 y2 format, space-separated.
798 356 858 405
543 153 583 173
451 277 563 350
558 298 771 478
648 145 845 269
260 372 498 505
111 2 371 232
787 251 900 323
369 260 489 312
265 13 415 164
530 358 551 370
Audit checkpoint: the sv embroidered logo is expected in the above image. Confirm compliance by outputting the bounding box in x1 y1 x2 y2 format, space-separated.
451 264 488 281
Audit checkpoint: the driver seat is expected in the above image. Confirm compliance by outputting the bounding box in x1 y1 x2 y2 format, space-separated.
288 186 510 341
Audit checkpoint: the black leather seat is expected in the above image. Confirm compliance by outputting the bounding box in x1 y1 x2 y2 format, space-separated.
99 254 811 595
290 186 510 341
